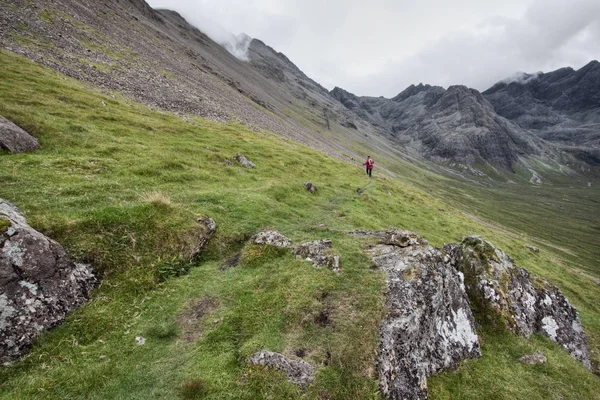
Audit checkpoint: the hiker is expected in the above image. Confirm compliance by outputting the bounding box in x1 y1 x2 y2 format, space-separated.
363 156 374 177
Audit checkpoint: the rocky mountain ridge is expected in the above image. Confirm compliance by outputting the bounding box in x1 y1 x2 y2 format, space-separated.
483 61 600 164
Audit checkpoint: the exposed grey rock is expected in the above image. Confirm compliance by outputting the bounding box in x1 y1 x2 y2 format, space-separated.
293 240 339 272
366 231 481 400
235 153 255 169
248 350 316 389
191 217 216 260
135 336 146 345
455 236 591 369
525 244 540 253
484 61 600 153
519 352 547 365
348 228 428 247
332 84 549 170
252 231 292 248
224 159 233 166
304 181 317 194
0 199 97 363
0 116 40 153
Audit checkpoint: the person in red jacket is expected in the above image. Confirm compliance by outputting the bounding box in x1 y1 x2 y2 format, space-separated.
363 156 374 177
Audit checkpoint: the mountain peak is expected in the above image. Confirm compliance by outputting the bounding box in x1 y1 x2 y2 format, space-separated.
391 82 440 102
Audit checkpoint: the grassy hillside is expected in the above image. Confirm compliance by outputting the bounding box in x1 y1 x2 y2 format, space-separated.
0 50 598 399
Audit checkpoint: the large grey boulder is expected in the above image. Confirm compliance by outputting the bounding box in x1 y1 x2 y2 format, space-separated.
454 236 591 369
0 199 96 363
248 350 316 389
361 230 481 400
0 116 40 154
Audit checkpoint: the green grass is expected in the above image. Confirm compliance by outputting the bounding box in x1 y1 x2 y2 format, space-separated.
0 50 598 399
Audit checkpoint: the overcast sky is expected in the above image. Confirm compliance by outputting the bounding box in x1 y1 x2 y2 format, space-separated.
146 0 600 97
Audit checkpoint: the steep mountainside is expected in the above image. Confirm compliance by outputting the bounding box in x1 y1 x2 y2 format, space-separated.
0 0 376 161
484 61 600 150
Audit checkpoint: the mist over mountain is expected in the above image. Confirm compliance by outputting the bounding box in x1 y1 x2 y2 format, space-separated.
484 61 600 149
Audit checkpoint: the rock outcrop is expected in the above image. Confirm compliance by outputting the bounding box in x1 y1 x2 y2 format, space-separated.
252 231 292 248
248 350 316 389
304 181 317 194
235 153 255 169
293 240 339 272
453 236 591 369
191 217 216 260
0 116 40 154
0 199 96 363
353 229 592 399
355 229 481 400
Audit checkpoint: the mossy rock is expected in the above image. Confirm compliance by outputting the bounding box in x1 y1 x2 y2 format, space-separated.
0 217 11 234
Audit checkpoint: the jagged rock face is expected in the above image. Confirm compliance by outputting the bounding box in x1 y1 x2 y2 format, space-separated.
252 231 292 248
454 236 591 369
248 350 316 389
358 230 481 400
0 199 96 363
293 240 339 272
0 116 40 154
332 84 547 169
401 86 543 168
484 61 600 150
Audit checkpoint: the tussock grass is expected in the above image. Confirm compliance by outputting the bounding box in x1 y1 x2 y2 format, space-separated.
0 50 598 399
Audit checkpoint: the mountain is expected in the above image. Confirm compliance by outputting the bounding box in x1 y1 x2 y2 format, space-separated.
0 0 374 161
332 83 551 170
1 1 600 398
484 61 600 154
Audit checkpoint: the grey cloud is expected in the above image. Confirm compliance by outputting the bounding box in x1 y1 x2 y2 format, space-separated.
147 0 600 97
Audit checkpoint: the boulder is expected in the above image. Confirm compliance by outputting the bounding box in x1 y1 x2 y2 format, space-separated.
235 153 255 169
519 352 547 365
304 181 317 194
0 116 40 153
454 236 591 369
252 231 292 248
365 231 481 400
525 244 540 253
293 240 339 272
248 350 316 389
0 199 96 363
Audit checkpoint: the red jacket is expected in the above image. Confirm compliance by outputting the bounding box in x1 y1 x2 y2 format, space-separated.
364 158 374 169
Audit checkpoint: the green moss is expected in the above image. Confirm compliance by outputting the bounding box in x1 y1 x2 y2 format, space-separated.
0 217 10 233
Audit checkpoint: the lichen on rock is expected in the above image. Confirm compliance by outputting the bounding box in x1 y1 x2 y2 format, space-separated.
0 198 97 363
454 236 592 369
252 231 292 248
293 239 339 272
363 230 481 400
248 350 316 389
